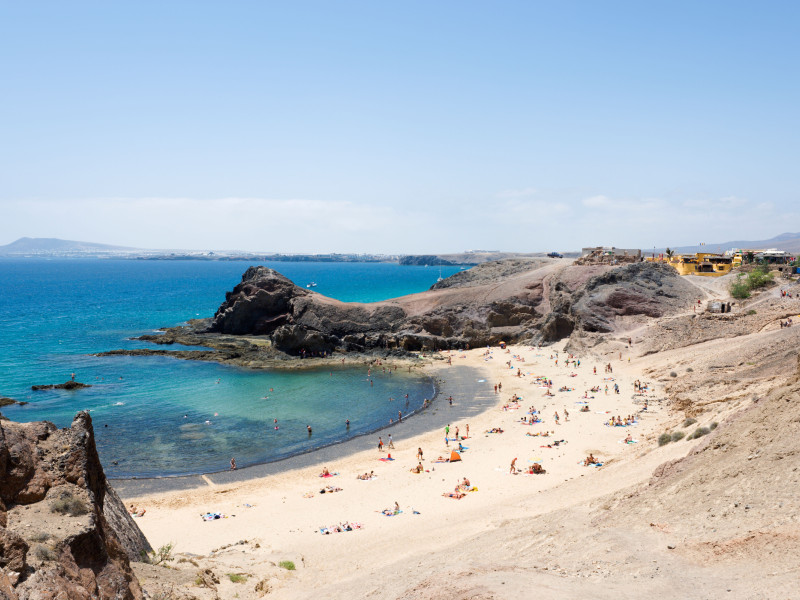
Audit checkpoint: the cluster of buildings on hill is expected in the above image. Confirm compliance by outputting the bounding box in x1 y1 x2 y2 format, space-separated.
578 246 796 277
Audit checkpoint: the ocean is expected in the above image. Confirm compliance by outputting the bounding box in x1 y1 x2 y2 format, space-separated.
0 259 462 478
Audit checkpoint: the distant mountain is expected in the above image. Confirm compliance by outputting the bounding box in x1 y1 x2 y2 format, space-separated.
661 232 800 255
0 237 138 255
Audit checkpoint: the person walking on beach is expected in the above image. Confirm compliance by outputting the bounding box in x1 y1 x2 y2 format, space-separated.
417 447 424 461
230 457 237 471
445 424 450 438
465 424 470 438
388 434 394 449
510 457 517 474
378 437 384 452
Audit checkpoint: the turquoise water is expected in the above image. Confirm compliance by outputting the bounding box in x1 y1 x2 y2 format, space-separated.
0 260 461 478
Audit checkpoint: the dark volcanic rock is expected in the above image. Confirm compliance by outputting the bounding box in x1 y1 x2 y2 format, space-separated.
110 261 704 363
208 266 413 353
0 413 148 599
571 262 703 333
0 399 25 408
430 259 546 290
31 381 91 391
398 255 457 266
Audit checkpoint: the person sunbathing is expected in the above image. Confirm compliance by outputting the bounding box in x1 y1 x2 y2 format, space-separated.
443 489 466 499
410 463 424 473
624 433 633 443
321 467 331 476
529 462 545 474
580 405 590 412
584 453 598 466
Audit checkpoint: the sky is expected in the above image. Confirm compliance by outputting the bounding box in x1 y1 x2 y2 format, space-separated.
1 1 798 253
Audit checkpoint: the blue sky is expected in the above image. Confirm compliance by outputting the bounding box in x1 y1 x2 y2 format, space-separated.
1 1 798 253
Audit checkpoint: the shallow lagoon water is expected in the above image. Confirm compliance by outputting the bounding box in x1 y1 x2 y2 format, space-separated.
0 259 459 477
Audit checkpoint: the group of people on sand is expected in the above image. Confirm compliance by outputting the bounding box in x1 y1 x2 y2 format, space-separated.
357 471 376 480
128 504 146 517
609 414 637 427
780 318 794 328
443 478 474 499
584 453 600 466
320 522 361 534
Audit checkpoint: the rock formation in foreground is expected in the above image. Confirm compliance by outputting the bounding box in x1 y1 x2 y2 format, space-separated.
0 412 150 599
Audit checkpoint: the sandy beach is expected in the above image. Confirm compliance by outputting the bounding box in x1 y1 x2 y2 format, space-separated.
124 342 673 597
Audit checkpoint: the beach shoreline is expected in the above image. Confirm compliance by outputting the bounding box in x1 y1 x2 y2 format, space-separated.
111 359 494 497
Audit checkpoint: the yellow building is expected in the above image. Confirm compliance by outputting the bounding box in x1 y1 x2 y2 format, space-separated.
667 253 733 276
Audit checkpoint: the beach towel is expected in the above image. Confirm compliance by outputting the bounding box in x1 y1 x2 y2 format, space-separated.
378 457 395 462
201 512 228 521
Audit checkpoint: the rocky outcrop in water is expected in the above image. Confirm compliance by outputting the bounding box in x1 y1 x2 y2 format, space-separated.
0 412 149 599
31 381 91 391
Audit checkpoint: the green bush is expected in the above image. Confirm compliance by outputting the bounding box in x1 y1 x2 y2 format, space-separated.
688 426 711 440
658 433 672 446
730 275 751 299
747 266 773 289
671 431 686 442
279 560 296 571
228 573 248 583
149 543 175 565
709 422 718 430
682 418 697 427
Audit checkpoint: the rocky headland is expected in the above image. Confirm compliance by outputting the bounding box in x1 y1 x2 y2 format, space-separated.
99 260 703 367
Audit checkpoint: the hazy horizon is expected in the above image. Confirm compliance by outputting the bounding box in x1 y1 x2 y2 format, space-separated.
2 1 798 253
